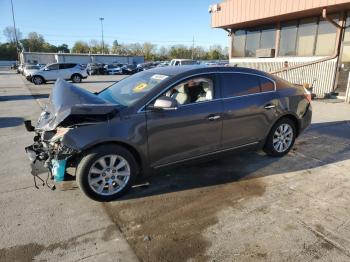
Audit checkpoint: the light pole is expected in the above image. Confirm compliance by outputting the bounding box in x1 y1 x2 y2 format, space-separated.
10 0 20 63
99 17 105 54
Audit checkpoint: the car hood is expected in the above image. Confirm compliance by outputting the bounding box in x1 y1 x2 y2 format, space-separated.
36 78 119 131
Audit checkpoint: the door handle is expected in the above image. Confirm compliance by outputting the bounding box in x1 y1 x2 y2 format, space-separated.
264 104 276 110
208 115 221 121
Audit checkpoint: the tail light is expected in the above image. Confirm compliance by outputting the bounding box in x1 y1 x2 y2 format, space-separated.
302 83 312 103
303 87 312 103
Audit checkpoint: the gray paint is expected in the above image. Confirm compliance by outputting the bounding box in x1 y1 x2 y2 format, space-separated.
32 66 312 172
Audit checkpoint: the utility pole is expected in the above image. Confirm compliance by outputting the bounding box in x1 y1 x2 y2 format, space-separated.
191 36 195 60
10 0 20 63
99 17 105 54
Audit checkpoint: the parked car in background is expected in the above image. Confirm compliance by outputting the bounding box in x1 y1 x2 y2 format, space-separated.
157 61 170 67
122 64 138 75
25 66 312 201
23 65 41 81
31 63 88 85
137 62 158 72
169 59 198 66
104 64 122 75
17 64 24 74
87 63 106 75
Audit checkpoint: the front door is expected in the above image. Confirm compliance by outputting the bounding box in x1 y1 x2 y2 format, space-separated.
44 64 59 81
146 74 223 167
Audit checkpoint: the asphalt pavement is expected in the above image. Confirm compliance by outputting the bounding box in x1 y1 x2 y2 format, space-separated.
1 70 350 262
0 70 137 262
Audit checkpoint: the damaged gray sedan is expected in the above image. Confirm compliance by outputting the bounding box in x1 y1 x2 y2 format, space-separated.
25 66 312 201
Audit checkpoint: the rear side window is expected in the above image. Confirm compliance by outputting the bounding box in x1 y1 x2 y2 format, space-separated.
259 77 275 92
59 63 76 69
221 73 275 98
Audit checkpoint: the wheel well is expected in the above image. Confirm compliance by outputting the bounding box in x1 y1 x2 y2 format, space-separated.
279 114 300 137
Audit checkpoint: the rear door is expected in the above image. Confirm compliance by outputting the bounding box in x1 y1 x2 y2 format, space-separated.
59 63 76 79
219 72 277 149
145 74 223 167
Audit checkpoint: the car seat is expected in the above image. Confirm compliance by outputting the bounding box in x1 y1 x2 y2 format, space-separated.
196 82 213 102
171 84 189 105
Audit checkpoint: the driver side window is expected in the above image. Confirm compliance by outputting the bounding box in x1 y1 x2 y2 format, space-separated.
164 76 214 105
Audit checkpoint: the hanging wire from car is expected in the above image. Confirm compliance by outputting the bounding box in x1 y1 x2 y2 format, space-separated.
32 161 56 191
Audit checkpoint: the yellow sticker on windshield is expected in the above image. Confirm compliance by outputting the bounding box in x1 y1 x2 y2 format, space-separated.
133 83 148 93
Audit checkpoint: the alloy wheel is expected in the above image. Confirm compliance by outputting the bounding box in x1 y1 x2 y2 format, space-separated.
88 154 131 196
272 123 294 153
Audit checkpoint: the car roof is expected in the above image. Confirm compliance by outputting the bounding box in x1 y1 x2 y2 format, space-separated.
145 65 271 77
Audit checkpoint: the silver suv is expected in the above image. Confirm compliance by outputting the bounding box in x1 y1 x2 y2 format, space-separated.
31 63 88 85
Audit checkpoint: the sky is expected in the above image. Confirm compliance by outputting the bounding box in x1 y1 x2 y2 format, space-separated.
0 0 228 49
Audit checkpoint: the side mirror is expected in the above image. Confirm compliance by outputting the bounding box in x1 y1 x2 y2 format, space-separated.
149 96 178 111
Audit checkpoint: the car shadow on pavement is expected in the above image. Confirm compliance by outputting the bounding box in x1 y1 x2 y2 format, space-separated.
0 94 49 102
0 117 24 128
119 120 350 201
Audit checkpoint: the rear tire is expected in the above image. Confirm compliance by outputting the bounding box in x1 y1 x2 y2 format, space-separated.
263 118 296 157
32 76 44 85
71 74 82 83
76 144 138 202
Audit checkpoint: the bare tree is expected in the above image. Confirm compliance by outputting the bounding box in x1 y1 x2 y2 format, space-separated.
3 26 22 43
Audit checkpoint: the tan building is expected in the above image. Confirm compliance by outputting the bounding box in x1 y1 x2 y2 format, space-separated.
210 0 350 102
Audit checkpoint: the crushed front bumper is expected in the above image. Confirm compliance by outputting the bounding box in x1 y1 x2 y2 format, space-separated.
25 145 49 176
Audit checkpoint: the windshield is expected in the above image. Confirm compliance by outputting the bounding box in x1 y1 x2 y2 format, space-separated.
98 71 170 106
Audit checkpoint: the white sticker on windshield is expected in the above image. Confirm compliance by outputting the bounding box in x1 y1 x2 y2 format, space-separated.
151 74 169 81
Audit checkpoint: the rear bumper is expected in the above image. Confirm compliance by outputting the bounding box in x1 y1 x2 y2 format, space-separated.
299 104 312 135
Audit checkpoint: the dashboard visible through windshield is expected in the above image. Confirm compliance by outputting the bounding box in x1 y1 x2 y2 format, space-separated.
98 72 170 106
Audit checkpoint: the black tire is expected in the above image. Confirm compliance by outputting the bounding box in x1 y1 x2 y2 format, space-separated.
76 144 138 202
71 74 82 83
32 76 44 85
263 118 296 157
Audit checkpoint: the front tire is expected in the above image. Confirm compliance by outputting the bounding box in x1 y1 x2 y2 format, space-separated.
71 74 82 83
32 76 44 85
263 118 296 157
76 145 138 201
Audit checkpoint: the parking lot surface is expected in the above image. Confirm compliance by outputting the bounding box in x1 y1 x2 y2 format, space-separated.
0 70 136 262
1 70 350 262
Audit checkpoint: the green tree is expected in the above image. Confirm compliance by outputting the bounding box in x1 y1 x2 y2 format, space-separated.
71 41 90 53
57 44 69 53
20 32 46 52
0 42 17 60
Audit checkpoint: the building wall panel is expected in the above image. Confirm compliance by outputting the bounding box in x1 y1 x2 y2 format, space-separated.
229 57 338 97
